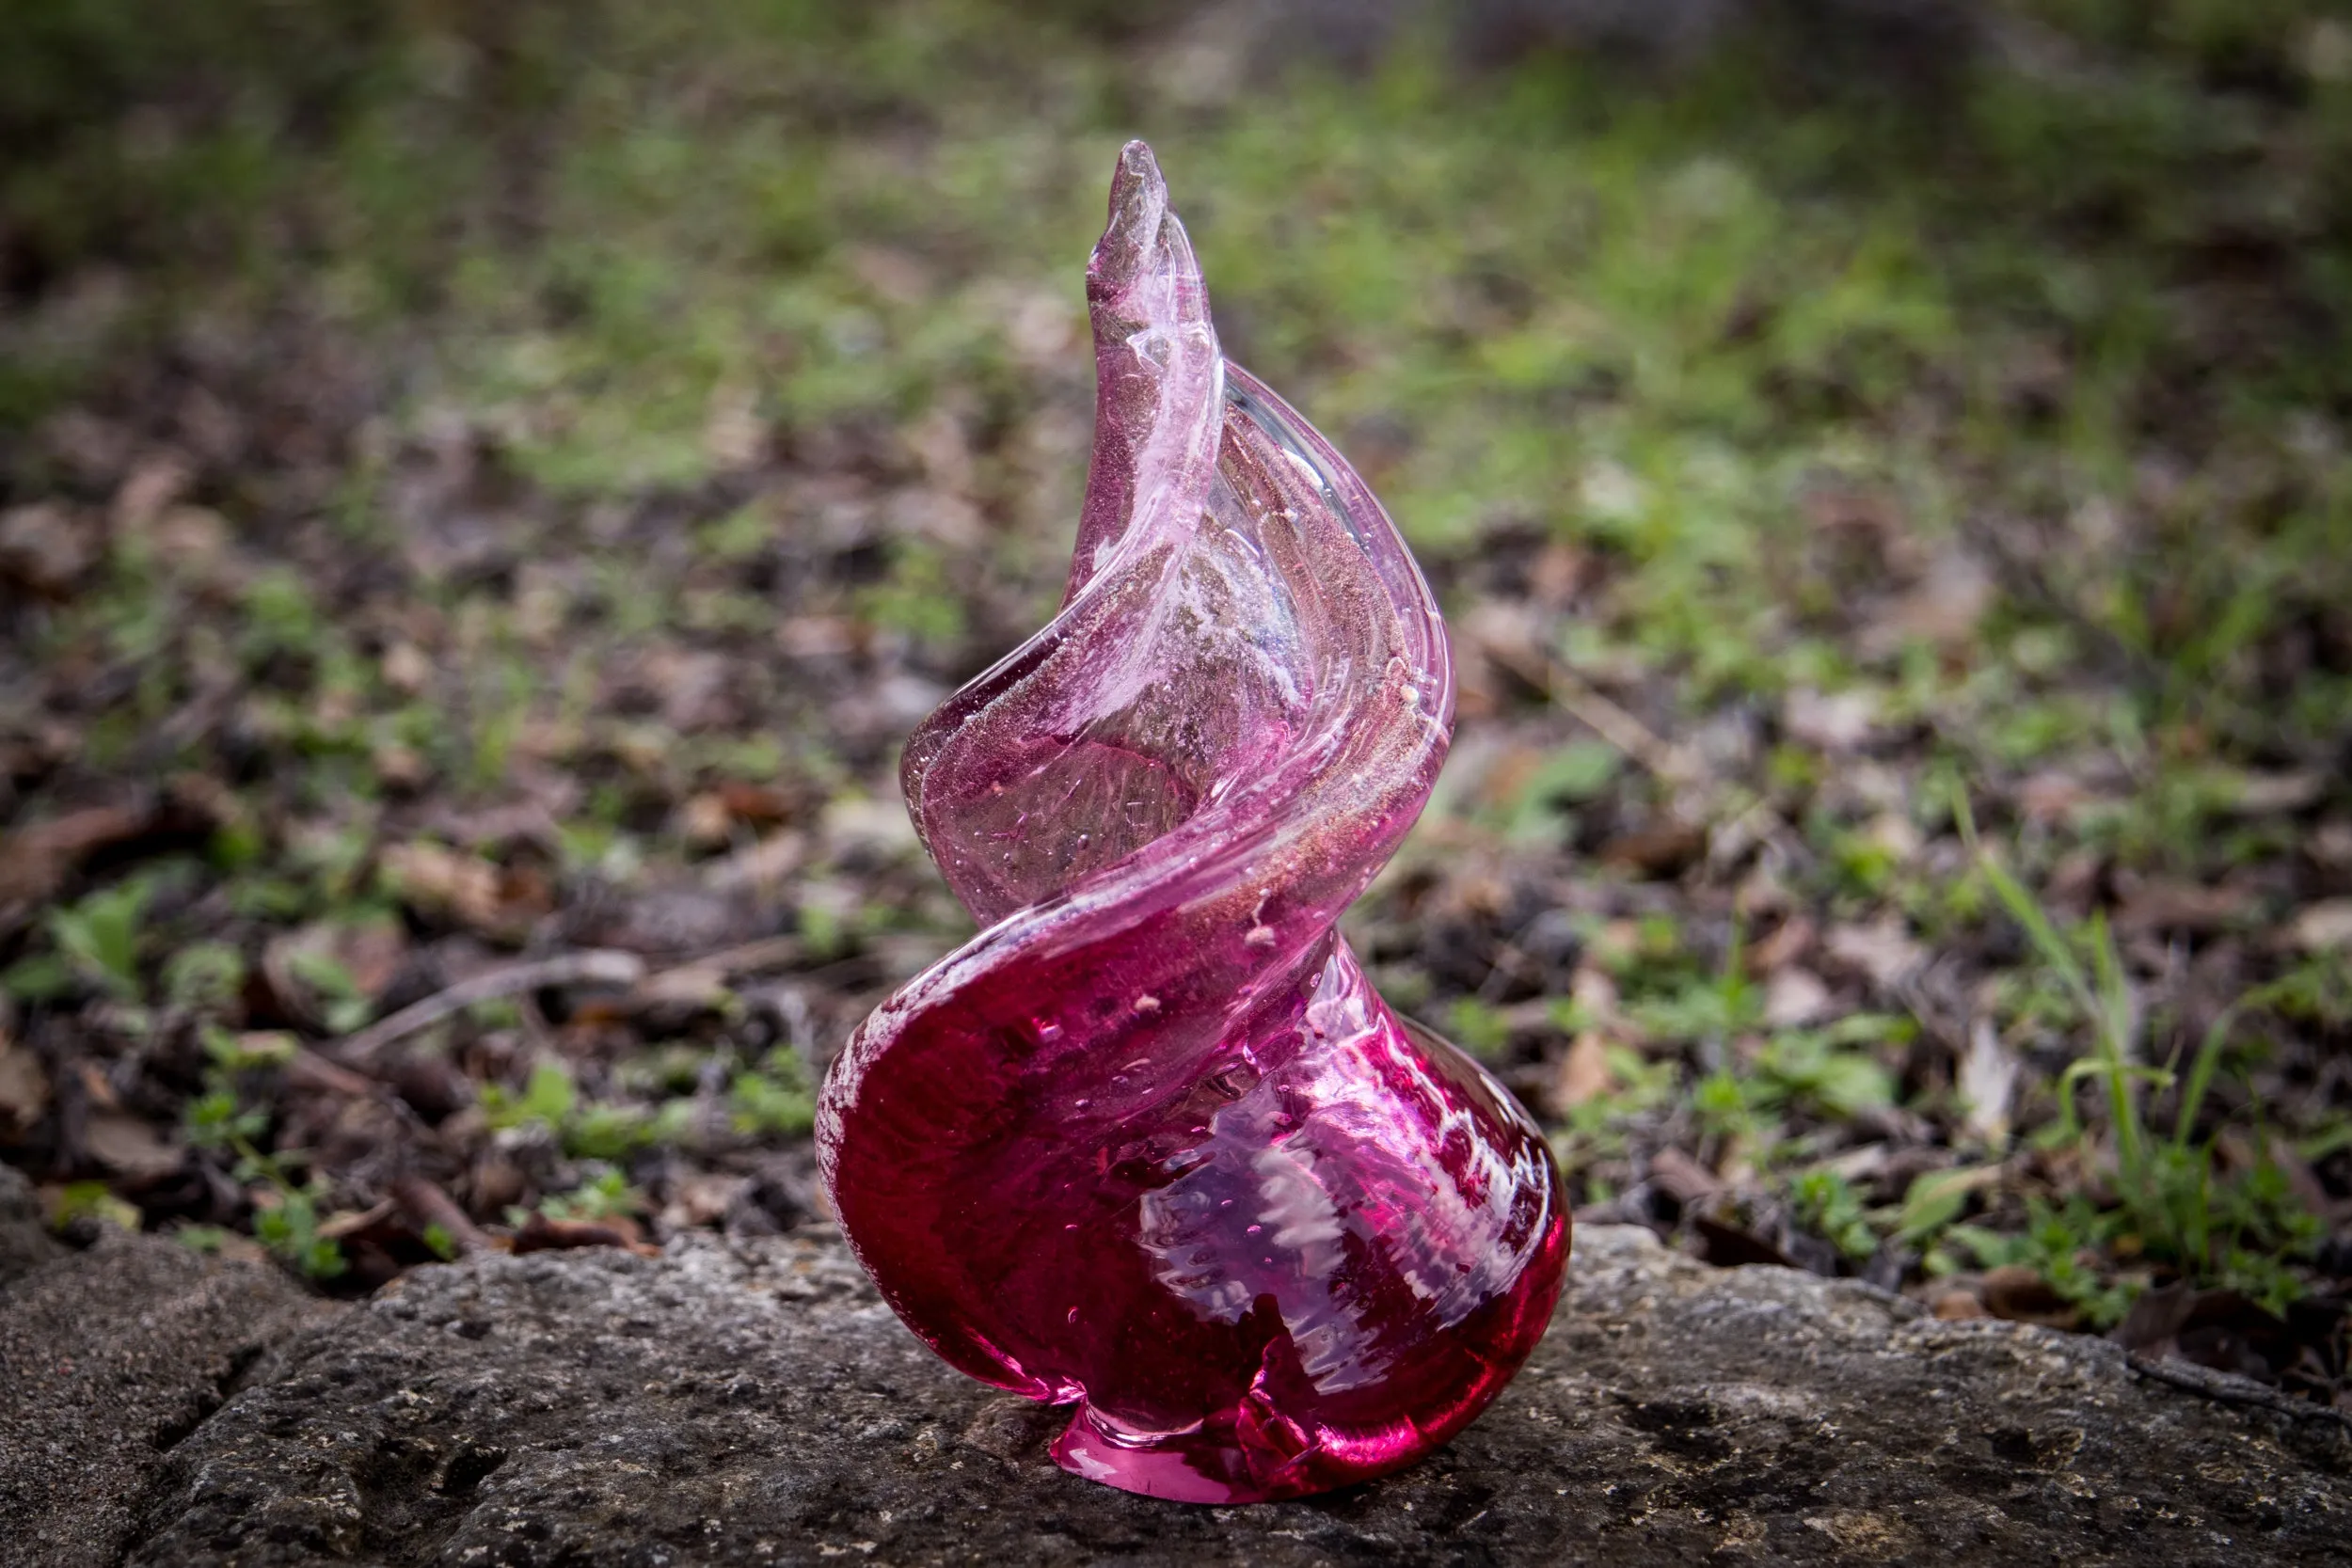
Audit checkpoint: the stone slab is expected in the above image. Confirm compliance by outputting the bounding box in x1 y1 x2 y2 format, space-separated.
87 1225 2351 1566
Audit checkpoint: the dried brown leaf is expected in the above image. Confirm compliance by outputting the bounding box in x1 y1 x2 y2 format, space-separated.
84 1109 183 1183
2289 899 2352 954
0 1036 49 1137
1548 1031 1613 1115
0 502 98 594
1822 920 1926 990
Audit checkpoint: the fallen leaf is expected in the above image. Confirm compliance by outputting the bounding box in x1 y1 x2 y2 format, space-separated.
373 741 430 790
111 451 191 531
381 641 432 693
705 831 808 894
0 1036 49 1137
2290 899 2352 953
703 379 767 469
819 797 921 858
1801 482 1905 543
75 1060 119 1110
383 842 551 942
1548 1031 1613 1114
1862 813 1922 863
2112 1283 2298 1384
0 802 151 908
631 964 731 1012
1763 968 1832 1028
511 1211 660 1258
85 1109 183 1182
149 506 231 582
1823 920 1926 990
1784 688 1880 752
1979 1264 2079 1330
680 792 735 849
315 1199 399 1241
777 615 858 658
2116 877 2254 935
2044 849 2103 913
1748 915 1816 974
2018 771 2100 825
1648 1147 1722 1206
2218 769 2327 816
715 781 797 827
1597 817 1707 878
0 502 98 594
1567 962 1620 1021
1863 548 1994 654
660 1172 747 1232
1958 1018 2020 1150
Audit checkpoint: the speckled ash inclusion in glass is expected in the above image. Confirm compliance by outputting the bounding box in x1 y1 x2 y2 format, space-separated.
817 142 1569 1504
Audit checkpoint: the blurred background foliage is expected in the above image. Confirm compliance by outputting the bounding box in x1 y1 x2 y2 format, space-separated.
2 0 2350 1394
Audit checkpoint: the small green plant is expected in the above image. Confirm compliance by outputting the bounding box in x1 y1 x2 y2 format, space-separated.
1494 740 1621 843
1444 998 1514 1061
730 1048 816 1137
185 1028 293 1152
1947 1196 2138 1328
482 1060 578 1131
162 942 248 1010
51 1180 141 1232
796 899 849 961
1895 1165 1994 1250
238 567 325 663
854 542 965 648
253 1181 348 1281
1789 1168 1877 1262
1692 1068 1767 1147
1551 1043 1679 1173
537 1168 647 1225
1956 787 2320 1311
284 948 373 1034
183 1028 347 1281
485 1059 687 1158
564 1099 666 1161
1622 923 1759 1048
46 877 154 997
1752 1019 1902 1120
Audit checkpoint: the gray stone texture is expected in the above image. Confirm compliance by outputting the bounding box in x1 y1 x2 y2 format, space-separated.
0 1219 342 1568
2 1220 2346 1564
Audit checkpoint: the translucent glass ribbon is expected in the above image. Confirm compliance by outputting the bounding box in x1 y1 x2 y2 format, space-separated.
818 142 1568 1503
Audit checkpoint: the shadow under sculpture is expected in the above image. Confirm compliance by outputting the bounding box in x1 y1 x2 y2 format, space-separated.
817 141 1570 1504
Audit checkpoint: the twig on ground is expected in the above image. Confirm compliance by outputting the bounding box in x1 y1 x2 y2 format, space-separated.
390 1174 496 1256
285 1049 381 1100
1484 637 1701 787
651 933 805 985
1481 634 1804 870
327 950 647 1068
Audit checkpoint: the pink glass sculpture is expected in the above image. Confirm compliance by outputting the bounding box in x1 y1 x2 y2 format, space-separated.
817 142 1569 1504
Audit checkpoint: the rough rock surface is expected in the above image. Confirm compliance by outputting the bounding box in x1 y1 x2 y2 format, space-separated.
71 1224 2345 1566
0 1223 343 1568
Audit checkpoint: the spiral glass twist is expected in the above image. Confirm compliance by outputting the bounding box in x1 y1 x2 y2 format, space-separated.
817 142 1569 1503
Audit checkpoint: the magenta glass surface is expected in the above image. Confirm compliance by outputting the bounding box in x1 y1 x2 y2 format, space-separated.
816 142 1570 1504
